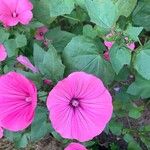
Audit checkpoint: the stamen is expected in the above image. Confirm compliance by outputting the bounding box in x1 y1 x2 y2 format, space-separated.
12 12 18 18
25 97 32 102
71 99 79 107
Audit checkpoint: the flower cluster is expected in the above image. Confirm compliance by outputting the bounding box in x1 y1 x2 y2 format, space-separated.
103 33 135 61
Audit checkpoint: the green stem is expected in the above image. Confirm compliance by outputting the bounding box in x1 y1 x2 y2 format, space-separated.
38 94 48 98
62 15 80 22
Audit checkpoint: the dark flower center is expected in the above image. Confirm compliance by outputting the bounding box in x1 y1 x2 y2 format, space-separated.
70 98 79 107
39 32 44 36
12 12 18 18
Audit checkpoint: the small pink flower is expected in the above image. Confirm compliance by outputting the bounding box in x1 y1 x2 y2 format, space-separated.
0 72 37 131
65 143 87 150
47 72 113 142
104 41 114 50
0 0 33 27
0 44 7 62
103 51 110 61
0 127 3 138
127 42 135 51
35 26 48 41
17 55 38 73
44 79 52 85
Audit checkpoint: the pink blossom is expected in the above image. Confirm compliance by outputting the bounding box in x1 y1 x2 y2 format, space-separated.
35 26 48 41
0 44 7 62
44 79 52 85
127 42 135 50
47 72 113 142
103 51 110 61
65 143 87 150
0 0 33 27
0 127 3 138
0 72 37 131
17 55 38 73
104 41 114 50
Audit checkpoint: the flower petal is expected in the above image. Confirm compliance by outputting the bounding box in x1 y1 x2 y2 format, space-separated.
65 143 87 150
0 44 7 61
0 127 3 138
18 10 33 25
0 72 37 131
17 55 38 73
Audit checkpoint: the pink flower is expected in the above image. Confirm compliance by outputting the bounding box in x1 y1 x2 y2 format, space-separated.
0 44 7 62
35 26 48 41
44 79 52 85
47 72 113 142
103 51 110 61
0 72 37 131
0 127 3 138
104 41 114 50
127 42 135 50
17 55 38 73
0 0 33 27
65 143 87 150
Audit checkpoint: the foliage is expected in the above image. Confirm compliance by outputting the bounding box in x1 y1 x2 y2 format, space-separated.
0 0 150 149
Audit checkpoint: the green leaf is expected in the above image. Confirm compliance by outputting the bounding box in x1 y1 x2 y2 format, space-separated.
84 141 96 147
33 43 45 67
128 107 141 119
46 27 75 53
15 34 27 48
33 43 65 82
85 0 118 29
134 49 150 80
124 134 142 150
75 0 85 9
127 75 150 98
109 120 123 136
31 107 51 141
4 130 22 142
62 36 115 84
4 39 17 57
140 136 150 149
33 0 55 24
83 25 98 39
115 0 137 17
132 0 150 30
0 29 9 43
49 0 75 17
110 44 131 74
123 134 135 143
38 91 47 102
128 142 142 150
15 133 30 148
125 24 143 41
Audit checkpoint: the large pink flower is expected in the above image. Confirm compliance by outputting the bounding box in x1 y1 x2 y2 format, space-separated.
0 0 33 27
0 127 3 138
0 72 37 131
65 143 87 150
17 55 38 73
0 44 7 62
47 72 113 142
